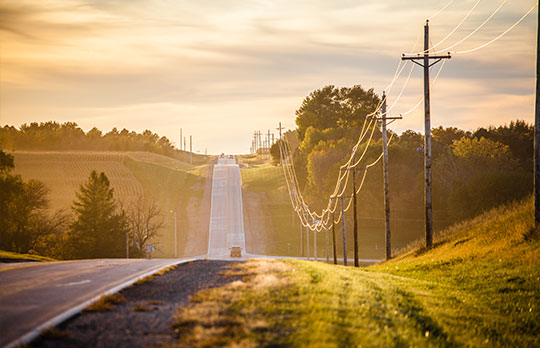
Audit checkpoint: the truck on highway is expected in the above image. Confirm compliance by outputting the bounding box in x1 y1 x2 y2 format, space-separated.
230 246 242 257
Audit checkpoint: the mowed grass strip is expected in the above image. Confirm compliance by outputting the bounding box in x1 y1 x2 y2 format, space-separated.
171 198 539 347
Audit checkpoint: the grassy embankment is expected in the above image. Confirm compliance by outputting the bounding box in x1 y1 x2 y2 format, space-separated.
239 154 301 256
172 197 539 347
0 250 55 262
11 151 213 258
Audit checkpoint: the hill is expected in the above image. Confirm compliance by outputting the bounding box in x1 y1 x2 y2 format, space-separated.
11 151 214 258
170 197 539 347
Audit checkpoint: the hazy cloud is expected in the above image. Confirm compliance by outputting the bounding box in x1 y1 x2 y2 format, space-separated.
0 0 536 153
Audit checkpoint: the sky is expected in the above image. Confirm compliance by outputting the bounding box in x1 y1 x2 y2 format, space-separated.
0 0 537 154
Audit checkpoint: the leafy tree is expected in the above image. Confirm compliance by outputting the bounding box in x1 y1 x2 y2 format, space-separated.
67 171 129 259
295 85 380 141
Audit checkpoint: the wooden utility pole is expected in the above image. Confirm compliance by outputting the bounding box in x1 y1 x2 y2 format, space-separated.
180 128 183 152
332 211 337 264
277 122 284 165
371 92 402 260
307 223 310 259
325 225 329 263
351 168 359 267
313 226 317 260
402 20 451 249
189 135 193 164
535 0 540 228
339 181 348 266
300 214 305 257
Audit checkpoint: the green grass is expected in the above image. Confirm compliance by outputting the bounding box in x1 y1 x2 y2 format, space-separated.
171 197 539 347
0 250 55 262
241 163 302 256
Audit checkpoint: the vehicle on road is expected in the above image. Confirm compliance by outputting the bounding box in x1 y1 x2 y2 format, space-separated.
230 246 242 257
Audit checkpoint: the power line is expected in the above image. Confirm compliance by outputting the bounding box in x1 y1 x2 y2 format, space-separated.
428 0 456 20
406 0 483 55
454 2 538 54
431 0 510 54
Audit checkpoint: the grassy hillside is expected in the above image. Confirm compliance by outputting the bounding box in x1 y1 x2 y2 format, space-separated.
240 159 448 259
11 150 213 258
240 158 300 255
0 250 55 262
171 197 539 347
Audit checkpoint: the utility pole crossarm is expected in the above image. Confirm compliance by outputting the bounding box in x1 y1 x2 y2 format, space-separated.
401 54 452 62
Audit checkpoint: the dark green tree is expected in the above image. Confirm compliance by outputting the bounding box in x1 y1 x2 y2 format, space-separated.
0 149 66 255
68 171 128 259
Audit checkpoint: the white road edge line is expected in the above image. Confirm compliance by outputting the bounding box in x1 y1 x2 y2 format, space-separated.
5 257 204 348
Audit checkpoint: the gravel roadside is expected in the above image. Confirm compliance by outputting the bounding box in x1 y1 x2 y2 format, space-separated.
31 260 242 348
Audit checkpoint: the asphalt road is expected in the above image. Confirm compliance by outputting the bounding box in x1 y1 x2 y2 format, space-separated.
0 258 189 347
207 157 246 259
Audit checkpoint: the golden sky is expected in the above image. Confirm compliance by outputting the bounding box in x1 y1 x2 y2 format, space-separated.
0 0 537 154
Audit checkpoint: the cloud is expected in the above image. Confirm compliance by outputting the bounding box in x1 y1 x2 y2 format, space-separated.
0 0 537 154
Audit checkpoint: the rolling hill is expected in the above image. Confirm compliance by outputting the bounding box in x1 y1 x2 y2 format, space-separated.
11 150 215 258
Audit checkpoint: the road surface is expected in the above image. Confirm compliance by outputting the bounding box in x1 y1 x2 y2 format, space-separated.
0 258 191 347
207 157 246 259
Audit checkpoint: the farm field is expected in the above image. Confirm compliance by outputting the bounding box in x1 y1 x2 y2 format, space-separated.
11 150 214 258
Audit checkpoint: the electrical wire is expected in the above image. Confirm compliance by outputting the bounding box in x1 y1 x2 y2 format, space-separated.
432 0 510 54
428 0 456 20
405 0 483 55
453 2 538 54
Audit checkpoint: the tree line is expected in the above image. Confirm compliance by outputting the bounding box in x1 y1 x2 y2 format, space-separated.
0 150 162 259
272 85 533 225
0 121 178 157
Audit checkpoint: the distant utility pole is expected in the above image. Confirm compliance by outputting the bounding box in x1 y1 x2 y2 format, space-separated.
277 122 284 165
349 166 367 267
313 225 317 260
300 214 305 257
372 92 401 260
189 135 193 164
351 167 359 267
333 180 349 266
277 122 284 139
180 128 182 152
402 20 451 249
535 0 540 229
325 225 329 263
331 210 337 264
307 223 310 260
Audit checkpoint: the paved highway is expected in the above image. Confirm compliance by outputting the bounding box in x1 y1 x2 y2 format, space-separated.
207 157 246 259
0 258 192 347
